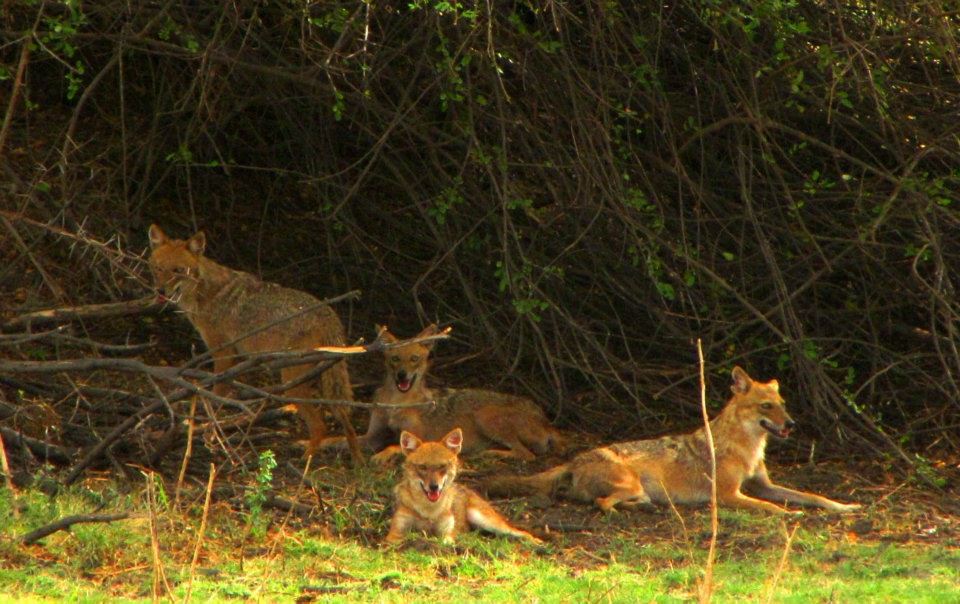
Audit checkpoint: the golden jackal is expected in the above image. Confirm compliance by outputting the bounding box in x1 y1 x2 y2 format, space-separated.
147 225 354 454
385 428 540 544
324 324 564 462
487 366 861 515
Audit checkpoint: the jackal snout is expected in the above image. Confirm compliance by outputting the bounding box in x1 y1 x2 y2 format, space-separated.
759 413 796 438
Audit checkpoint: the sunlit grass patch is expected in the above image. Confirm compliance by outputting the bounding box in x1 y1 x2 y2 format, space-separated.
0 475 958 603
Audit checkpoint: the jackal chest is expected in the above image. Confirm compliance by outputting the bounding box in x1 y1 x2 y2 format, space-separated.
397 492 465 535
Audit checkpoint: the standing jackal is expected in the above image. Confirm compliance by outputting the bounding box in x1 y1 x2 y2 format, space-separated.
324 324 564 463
385 428 540 544
487 367 861 515
147 225 355 455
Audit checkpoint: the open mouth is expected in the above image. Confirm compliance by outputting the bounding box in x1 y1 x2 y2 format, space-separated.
760 418 792 439
155 286 182 305
395 375 415 393
420 483 442 502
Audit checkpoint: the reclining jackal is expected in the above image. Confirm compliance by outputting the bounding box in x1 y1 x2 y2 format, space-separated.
386 428 540 545
487 366 860 515
322 324 564 463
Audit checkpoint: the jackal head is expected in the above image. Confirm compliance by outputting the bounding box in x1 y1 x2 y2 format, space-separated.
399 428 462 503
147 225 205 303
729 366 795 439
378 324 438 394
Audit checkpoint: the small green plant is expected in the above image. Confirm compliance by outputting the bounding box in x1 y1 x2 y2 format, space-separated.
428 177 465 225
493 258 555 322
331 89 346 121
244 449 277 539
38 0 87 101
152 472 170 510
164 143 194 165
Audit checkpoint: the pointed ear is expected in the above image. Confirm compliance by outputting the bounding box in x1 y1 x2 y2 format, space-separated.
442 428 463 455
731 366 752 394
148 224 167 248
768 379 780 393
187 231 206 255
377 325 398 345
417 323 440 351
399 431 422 455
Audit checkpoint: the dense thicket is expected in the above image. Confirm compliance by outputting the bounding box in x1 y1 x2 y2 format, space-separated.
2 1 958 472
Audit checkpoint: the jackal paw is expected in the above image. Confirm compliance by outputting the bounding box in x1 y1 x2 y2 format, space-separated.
524 533 544 546
595 497 619 513
296 439 319 458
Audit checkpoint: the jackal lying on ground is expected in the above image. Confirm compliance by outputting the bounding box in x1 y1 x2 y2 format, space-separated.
385 428 541 544
147 225 356 456
486 366 861 515
321 324 564 463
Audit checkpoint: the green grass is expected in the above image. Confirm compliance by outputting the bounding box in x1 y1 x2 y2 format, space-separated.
1 477 958 603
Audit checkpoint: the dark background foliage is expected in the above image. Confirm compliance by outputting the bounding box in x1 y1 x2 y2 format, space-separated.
2 1 958 473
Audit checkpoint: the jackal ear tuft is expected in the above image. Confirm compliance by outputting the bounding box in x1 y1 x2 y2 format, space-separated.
417 324 440 351
187 231 206 255
399 431 422 455
442 428 463 455
376 325 398 345
148 224 167 248
731 366 752 394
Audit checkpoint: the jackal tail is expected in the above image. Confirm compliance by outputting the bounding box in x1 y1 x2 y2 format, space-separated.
485 464 571 497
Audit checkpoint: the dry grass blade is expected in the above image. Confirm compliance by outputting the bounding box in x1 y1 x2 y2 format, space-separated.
697 340 718 604
764 522 800 603
183 462 216 604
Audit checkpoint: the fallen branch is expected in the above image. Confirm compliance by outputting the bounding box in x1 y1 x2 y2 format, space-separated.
0 348 441 410
8 327 445 485
2 296 163 332
0 326 155 355
0 357 254 414
21 512 132 545
0 426 77 465
62 400 165 486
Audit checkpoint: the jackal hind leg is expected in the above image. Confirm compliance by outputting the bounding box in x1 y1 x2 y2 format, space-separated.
206 342 240 398
474 408 538 461
280 365 328 456
594 476 649 512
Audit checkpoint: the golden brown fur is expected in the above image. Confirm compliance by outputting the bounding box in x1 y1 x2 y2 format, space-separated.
321 324 564 463
486 367 861 515
385 428 540 544
147 225 355 455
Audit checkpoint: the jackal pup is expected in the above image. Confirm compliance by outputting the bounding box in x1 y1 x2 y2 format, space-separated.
324 324 564 462
487 366 861 515
386 428 541 544
147 225 355 455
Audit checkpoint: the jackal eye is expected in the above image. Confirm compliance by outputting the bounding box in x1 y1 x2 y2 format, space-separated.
410 355 420 362
391 356 400 363
420 464 447 472
760 402 774 410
